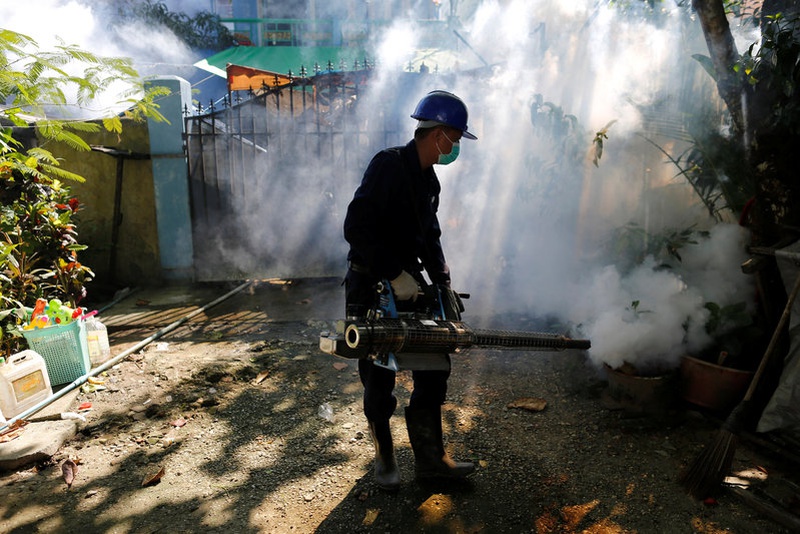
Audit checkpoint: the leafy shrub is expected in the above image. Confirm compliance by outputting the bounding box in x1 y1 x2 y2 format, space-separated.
0 160 93 356
0 28 166 357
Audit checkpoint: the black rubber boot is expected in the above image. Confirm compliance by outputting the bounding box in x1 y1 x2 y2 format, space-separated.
405 406 474 479
368 420 400 491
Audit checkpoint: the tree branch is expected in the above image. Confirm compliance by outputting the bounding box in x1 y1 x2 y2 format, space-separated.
692 0 746 135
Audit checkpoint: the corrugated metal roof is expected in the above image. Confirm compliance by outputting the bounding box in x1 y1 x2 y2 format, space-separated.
194 46 373 79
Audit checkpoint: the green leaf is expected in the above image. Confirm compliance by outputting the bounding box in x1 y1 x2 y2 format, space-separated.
102 116 123 134
692 54 717 81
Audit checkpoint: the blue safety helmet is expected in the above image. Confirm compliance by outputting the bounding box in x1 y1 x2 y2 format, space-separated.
411 90 477 140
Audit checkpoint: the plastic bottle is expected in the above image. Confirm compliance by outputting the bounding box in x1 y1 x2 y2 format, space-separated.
85 316 111 367
317 402 334 423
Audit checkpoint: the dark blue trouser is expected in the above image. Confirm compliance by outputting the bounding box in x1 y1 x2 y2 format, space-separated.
357 358 450 422
345 268 450 422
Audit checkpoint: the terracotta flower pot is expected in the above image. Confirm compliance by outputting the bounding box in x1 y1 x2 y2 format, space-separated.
679 355 754 412
603 364 679 413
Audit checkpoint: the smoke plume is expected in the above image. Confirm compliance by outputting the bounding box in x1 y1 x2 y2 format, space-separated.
2 0 758 372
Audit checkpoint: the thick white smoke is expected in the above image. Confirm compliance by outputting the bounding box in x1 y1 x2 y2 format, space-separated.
381 1 757 372
566 225 754 373
2 0 757 373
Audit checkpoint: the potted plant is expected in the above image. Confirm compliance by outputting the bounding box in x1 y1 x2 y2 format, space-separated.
585 223 757 413
680 301 762 412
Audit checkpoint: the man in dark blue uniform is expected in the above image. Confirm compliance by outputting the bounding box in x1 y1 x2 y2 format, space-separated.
343 90 478 491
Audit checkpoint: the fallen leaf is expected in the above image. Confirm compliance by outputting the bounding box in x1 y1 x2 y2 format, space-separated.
77 402 93 411
62 459 78 488
80 383 107 394
543 473 569 486
255 370 270 384
363 508 380 526
135 299 150 306
142 465 165 487
332 362 348 371
0 427 26 443
0 420 28 443
418 494 453 525
169 418 187 428
507 397 548 412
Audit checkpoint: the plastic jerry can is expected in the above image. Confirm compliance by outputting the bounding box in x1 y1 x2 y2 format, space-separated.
0 350 52 419
85 316 111 367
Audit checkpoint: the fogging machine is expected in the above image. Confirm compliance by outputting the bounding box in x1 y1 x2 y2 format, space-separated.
319 281 591 371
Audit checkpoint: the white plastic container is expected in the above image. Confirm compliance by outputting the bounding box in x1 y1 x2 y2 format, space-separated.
0 350 52 419
85 316 111 367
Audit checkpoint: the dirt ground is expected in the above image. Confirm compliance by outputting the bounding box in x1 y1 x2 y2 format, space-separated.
0 278 798 533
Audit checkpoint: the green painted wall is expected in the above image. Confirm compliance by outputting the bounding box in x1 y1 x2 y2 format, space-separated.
44 120 162 290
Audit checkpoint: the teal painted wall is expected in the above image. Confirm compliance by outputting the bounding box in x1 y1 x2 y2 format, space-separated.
146 77 195 282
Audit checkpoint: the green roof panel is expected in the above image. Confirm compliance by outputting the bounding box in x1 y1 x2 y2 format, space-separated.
195 46 373 78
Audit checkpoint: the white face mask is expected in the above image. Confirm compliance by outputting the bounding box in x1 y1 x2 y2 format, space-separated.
436 131 460 165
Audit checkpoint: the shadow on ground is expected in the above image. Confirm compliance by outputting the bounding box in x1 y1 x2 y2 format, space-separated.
0 279 795 533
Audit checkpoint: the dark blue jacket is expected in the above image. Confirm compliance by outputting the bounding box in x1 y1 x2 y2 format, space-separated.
344 140 450 286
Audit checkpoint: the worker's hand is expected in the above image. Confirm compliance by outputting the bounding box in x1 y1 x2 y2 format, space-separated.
390 271 419 301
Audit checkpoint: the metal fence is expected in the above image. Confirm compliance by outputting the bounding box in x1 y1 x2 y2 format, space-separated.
184 72 414 281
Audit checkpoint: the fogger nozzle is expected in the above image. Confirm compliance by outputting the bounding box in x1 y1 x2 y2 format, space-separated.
345 323 362 349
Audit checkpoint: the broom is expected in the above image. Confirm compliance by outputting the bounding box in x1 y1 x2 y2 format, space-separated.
679 270 800 499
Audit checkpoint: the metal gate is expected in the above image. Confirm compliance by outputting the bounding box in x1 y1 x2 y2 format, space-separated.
184 72 415 282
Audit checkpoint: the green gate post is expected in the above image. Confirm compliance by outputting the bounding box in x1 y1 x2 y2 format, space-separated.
146 76 194 282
